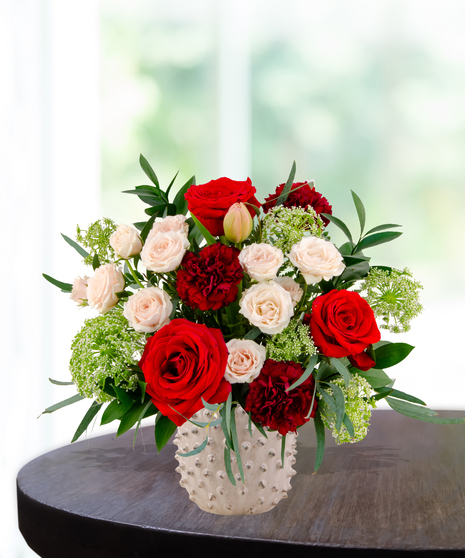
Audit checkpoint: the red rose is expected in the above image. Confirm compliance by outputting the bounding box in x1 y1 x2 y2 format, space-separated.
177 243 243 311
139 319 231 426
185 177 261 237
308 290 380 371
245 359 317 436
263 182 332 226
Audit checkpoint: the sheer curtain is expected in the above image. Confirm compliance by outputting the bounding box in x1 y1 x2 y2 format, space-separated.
0 1 100 556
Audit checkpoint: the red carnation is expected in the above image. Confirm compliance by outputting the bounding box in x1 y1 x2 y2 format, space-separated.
262 182 332 226
245 359 317 436
185 177 261 237
308 289 381 371
176 243 243 311
139 319 231 426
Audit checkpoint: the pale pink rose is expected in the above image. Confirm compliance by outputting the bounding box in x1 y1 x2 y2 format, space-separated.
110 224 142 259
87 264 125 314
238 243 284 281
123 287 172 333
274 276 303 306
70 275 89 305
239 281 294 335
225 339 266 384
289 236 345 285
141 231 189 273
147 215 189 240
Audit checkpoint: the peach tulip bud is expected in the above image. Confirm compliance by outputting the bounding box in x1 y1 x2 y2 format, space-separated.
223 203 253 243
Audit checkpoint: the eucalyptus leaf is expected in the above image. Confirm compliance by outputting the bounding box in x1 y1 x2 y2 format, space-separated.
287 354 318 391
357 231 402 252
202 397 221 412
41 394 84 415
61 234 90 258
329 382 346 432
244 327 261 341
318 387 337 413
281 434 286 465
49 378 74 386
386 397 465 424
42 274 73 293
71 401 103 443
343 413 355 438
224 447 236 486
219 405 233 450
351 191 366 235
178 436 208 457
351 367 392 389
230 408 245 484
225 391 232 438
330 358 352 388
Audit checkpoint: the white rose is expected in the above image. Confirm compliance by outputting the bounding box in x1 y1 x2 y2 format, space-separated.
274 276 303 306
225 339 266 384
141 231 189 273
123 287 172 333
87 264 125 314
148 215 189 239
238 243 284 281
110 224 143 259
70 275 89 305
239 281 294 335
288 236 345 284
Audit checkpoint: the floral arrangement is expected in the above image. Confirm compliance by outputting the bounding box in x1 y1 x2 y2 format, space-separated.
42 155 464 485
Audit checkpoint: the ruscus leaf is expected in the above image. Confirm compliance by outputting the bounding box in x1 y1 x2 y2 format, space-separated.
276 161 296 206
61 234 90 258
351 191 366 235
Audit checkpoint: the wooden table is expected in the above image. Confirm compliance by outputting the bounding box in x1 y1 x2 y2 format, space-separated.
17 410 465 557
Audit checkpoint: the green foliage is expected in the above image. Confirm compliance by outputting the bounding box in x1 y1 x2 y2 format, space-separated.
75 218 117 266
69 307 146 402
155 414 178 452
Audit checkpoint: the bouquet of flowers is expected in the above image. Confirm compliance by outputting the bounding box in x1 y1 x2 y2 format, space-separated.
42 155 463 486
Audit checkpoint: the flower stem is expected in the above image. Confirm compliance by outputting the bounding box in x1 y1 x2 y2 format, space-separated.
126 259 145 289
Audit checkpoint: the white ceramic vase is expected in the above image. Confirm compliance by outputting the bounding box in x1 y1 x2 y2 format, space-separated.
173 406 298 515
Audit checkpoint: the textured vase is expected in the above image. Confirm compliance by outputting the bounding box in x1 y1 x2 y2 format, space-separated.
173 407 298 515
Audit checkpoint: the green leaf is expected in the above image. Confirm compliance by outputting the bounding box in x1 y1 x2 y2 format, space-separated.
225 391 232 439
330 358 352 388
41 394 84 415
138 381 147 403
248 412 253 438
178 435 208 457
386 397 465 424
166 170 179 198
219 404 233 450
133 400 155 447
190 213 216 245
253 421 268 439
321 214 353 244
374 343 414 369
173 175 195 215
338 260 370 283
318 387 337 413
42 273 73 293
287 354 318 391
281 434 286 465
351 191 366 235
71 401 103 443
315 362 337 382
169 296 179 320
338 241 356 256
365 223 401 235
155 414 177 452
329 382 345 432
117 401 150 437
388 389 426 406
313 410 326 473
352 367 392 389
276 161 296 206
357 231 402 252
112 384 135 406
144 203 168 215
49 378 74 386
224 446 236 486
139 215 156 243
92 253 100 270
139 153 160 188
61 234 90 258
230 408 245 484
101 399 133 425
244 327 261 341
343 413 355 438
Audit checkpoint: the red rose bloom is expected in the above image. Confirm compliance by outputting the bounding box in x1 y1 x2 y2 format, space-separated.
139 319 231 426
176 243 243 311
262 182 332 226
185 177 261 237
308 289 381 371
245 359 317 436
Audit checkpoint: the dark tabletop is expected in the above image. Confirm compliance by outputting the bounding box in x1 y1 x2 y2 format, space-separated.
17 410 465 558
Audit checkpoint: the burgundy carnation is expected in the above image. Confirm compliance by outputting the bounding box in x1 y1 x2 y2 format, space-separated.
245 359 317 436
176 243 243 311
262 182 332 226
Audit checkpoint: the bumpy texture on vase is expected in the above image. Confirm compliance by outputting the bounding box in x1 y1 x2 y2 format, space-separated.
173 407 298 515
